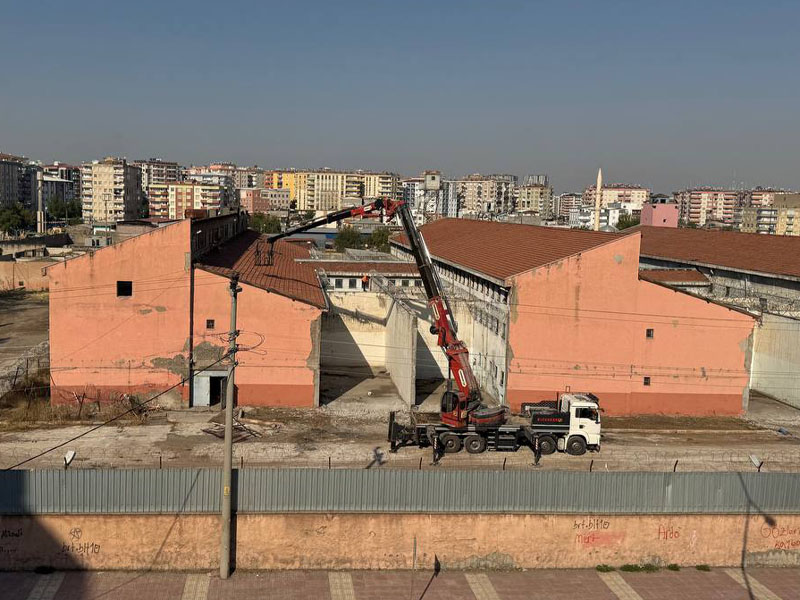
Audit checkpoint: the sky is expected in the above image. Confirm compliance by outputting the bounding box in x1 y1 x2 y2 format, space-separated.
1 0 799 194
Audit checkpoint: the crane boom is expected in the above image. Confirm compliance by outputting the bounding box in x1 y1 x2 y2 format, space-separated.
263 198 505 428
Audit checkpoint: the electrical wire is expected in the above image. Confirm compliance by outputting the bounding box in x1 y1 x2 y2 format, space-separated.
2 352 232 471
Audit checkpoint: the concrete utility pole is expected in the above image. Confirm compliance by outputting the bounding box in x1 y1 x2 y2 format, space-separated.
220 272 241 579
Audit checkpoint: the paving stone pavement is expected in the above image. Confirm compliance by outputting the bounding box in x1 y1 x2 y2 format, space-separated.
0 568 796 599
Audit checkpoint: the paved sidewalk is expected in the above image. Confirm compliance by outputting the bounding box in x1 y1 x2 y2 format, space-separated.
1 567 799 600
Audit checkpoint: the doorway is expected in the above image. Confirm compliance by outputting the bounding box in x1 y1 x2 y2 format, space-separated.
192 370 229 407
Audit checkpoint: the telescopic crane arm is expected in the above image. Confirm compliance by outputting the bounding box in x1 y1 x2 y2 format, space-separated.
264 198 503 429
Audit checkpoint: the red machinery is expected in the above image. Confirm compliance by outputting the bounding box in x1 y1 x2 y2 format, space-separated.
263 197 505 429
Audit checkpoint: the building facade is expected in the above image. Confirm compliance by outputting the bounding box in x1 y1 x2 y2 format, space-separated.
517 183 555 217
81 158 143 224
43 163 81 201
740 193 800 236
147 182 228 220
674 188 738 226
391 220 755 415
640 198 679 228
582 184 650 210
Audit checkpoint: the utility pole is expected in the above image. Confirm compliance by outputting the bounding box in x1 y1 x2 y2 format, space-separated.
220 272 241 579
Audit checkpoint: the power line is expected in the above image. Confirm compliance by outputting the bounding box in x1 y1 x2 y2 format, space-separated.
2 352 231 471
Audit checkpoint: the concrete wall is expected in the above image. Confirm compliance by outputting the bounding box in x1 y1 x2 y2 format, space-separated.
752 313 800 409
386 299 417 405
193 271 322 407
321 292 393 372
507 233 756 415
1 512 798 570
0 260 50 291
48 221 322 409
48 221 193 407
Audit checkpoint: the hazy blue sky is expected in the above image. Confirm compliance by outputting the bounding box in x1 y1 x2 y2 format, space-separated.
2 0 799 193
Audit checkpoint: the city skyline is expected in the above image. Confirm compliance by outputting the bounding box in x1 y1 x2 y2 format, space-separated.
2 1 800 193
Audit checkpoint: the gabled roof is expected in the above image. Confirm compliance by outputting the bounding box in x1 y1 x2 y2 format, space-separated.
197 231 326 308
637 225 800 281
391 219 625 283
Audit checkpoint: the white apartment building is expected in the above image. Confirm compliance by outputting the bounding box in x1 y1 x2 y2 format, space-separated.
557 193 582 219
133 158 181 188
569 203 622 230
147 182 228 220
582 183 650 210
81 157 142 223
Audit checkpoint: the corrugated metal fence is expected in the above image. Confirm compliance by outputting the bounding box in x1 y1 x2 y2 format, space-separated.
1 469 799 515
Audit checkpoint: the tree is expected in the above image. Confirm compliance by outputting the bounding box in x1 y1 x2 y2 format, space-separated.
0 203 34 235
616 214 640 230
368 226 391 253
334 225 363 252
250 213 282 234
302 210 315 222
46 196 82 224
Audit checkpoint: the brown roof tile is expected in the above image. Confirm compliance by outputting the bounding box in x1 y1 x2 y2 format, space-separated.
639 269 709 284
637 226 800 280
196 231 326 308
391 219 625 282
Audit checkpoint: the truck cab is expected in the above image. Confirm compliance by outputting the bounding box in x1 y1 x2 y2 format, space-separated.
523 393 601 455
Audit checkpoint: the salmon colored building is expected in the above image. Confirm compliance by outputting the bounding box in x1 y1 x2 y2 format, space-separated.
47 214 325 408
392 219 756 416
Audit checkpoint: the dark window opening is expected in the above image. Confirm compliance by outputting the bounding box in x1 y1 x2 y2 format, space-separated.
646 328 654 339
206 319 215 329
643 376 651 386
116 281 133 297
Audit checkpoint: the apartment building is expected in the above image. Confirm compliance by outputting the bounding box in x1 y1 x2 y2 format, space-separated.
582 183 650 210
286 170 400 211
43 163 81 201
740 193 800 236
456 174 515 214
133 158 181 188
147 182 227 220
673 188 738 226
237 187 291 213
557 193 582 219
517 183 555 217
0 153 24 208
747 188 786 207
81 158 143 224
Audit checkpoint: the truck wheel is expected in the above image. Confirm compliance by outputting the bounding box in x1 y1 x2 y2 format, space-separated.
439 433 462 453
538 435 557 455
464 435 487 454
566 436 587 456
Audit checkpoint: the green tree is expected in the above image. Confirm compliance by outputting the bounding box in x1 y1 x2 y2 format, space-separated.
251 213 282 233
302 210 315 222
46 196 83 224
334 225 363 252
0 203 34 235
368 226 391 253
616 214 640 230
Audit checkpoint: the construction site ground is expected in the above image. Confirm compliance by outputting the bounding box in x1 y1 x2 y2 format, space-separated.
2 373 800 472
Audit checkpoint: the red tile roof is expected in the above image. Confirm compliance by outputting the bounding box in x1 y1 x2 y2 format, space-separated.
639 269 709 284
637 225 800 280
391 219 625 282
197 231 326 308
304 261 418 275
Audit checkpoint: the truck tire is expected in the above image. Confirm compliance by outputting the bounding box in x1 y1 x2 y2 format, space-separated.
464 434 487 454
538 435 557 455
439 433 462 453
566 436 587 456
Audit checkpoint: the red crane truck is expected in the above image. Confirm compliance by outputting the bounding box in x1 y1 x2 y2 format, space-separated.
265 198 602 461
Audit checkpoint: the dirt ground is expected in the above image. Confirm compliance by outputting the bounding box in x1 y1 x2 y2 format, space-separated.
0 290 49 373
1 372 799 472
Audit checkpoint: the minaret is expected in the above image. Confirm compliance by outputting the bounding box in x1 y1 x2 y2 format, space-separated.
593 167 603 231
